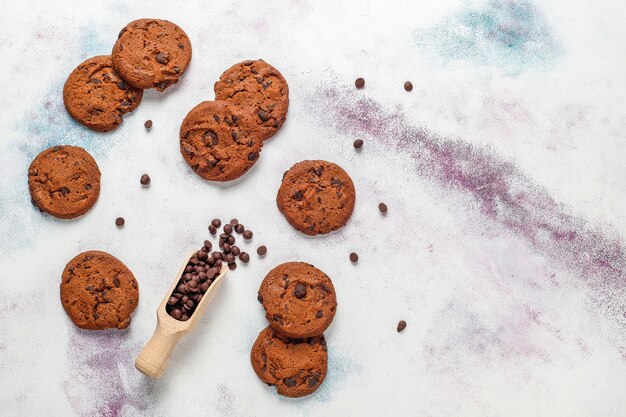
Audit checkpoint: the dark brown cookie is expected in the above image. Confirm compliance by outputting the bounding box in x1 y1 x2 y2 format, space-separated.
63 55 143 132
277 160 356 235
250 326 327 397
258 262 337 338
60 251 139 330
28 146 101 219
214 60 289 141
179 100 263 181
112 19 192 91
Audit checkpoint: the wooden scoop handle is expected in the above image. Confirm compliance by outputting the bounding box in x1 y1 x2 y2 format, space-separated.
135 322 184 379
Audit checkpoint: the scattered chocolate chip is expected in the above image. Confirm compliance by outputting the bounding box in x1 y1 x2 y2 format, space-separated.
404 81 413 92
397 320 407 332
257 246 267 256
235 224 245 234
353 139 364 149
144 120 152 129
230 246 241 256
140 174 151 186
209 225 217 235
229 218 238 227
212 218 222 227
243 230 253 240
239 252 250 263
228 263 237 270
294 283 307 299
115 217 125 227
355 77 365 89
224 224 233 235
378 203 388 213
349 252 358 263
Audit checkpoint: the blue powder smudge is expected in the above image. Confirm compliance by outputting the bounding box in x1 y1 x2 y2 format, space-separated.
415 0 561 74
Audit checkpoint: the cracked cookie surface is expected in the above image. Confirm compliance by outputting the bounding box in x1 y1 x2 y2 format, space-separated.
63 55 143 132
250 325 327 397
112 18 192 91
28 145 101 219
179 100 263 181
277 160 356 235
258 262 337 338
60 251 139 330
214 59 289 141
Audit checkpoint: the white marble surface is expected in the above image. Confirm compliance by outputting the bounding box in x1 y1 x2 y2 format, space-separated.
1 0 625 416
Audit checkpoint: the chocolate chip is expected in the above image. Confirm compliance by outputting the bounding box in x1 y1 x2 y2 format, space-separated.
115 217 125 227
228 263 237 270
404 81 413 92
224 224 233 235
235 224 245 234
355 77 365 89
350 252 358 263
307 376 319 387
248 151 259 161
116 80 127 90
229 219 238 227
230 246 241 256
239 252 250 263
273 314 283 324
257 246 267 256
378 202 388 213
209 225 217 235
397 320 407 332
140 174 151 186
167 296 178 306
313 166 323 176
89 77 102 84
257 293 263 303
144 119 153 129
257 109 269 122
60 187 69 196
294 283 307 299
284 378 297 387
243 230 253 240
155 53 169 64
316 310 323 318
292 191 303 201
353 139 364 149
113 277 120 288
212 218 222 227
204 131 218 146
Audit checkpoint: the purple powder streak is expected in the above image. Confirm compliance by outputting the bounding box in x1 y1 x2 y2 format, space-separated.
316 86 626 328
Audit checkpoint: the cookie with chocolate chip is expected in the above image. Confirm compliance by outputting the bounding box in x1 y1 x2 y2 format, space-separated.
250 325 327 397
28 145 101 219
277 160 356 235
179 100 263 181
60 251 139 330
112 19 192 91
214 59 289 141
258 262 337 338
63 55 143 132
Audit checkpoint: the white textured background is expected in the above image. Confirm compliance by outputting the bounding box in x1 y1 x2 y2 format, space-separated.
1 0 625 416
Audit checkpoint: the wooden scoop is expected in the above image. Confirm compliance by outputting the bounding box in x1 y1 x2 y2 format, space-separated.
135 251 228 379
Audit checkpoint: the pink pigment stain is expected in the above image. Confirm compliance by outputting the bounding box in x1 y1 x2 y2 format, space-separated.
315 86 626 328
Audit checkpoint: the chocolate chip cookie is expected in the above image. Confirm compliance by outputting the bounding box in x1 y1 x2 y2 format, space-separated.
112 18 192 91
63 55 143 132
28 146 101 219
60 251 139 330
214 60 289 141
277 160 356 235
179 100 263 181
258 262 337 338
250 326 327 397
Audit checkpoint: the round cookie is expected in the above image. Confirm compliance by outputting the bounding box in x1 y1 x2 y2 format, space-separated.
214 60 289 141
179 100 263 181
28 145 101 219
63 55 143 132
258 262 337 338
112 18 192 91
250 326 327 397
60 251 139 330
277 160 356 235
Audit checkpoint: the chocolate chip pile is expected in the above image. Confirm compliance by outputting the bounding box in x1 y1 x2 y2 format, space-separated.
166 218 261 321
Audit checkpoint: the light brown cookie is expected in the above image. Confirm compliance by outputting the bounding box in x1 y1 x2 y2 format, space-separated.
179 100 263 181
28 146 101 219
258 262 337 338
250 326 327 397
63 55 143 132
112 18 192 91
277 160 356 235
214 60 289 141
60 251 139 330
